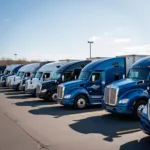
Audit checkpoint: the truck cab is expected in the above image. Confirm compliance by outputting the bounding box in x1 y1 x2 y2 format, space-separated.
0 65 6 75
140 99 150 135
0 64 23 87
25 61 66 96
36 60 91 101
103 56 150 118
57 57 129 109
9 63 41 91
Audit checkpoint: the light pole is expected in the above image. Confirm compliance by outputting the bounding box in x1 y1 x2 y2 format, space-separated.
14 54 17 60
87 41 94 59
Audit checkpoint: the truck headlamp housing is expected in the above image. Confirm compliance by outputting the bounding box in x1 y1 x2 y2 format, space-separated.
41 89 47 93
64 94 71 99
119 99 129 104
142 105 147 114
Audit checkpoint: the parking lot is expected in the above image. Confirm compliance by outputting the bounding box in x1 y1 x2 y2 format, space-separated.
0 87 149 150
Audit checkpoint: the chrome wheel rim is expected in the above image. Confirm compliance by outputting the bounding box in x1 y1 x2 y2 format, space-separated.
137 104 145 116
52 93 57 101
77 98 86 108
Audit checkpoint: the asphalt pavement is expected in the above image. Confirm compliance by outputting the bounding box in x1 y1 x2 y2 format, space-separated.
0 87 150 150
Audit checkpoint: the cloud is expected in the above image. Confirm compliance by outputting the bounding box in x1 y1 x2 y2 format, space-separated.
114 38 131 43
117 44 150 55
116 27 122 32
104 32 109 36
89 36 101 42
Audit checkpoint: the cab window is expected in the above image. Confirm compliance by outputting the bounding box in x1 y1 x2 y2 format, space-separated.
26 72 31 77
114 73 120 81
43 73 50 79
90 72 100 82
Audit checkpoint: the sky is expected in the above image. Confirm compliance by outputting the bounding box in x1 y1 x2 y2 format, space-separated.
0 0 150 61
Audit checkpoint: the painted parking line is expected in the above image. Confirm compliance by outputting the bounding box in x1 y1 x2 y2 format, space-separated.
68 110 106 117
116 128 141 134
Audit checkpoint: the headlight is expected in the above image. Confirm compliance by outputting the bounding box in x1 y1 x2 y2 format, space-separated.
41 89 47 93
119 99 129 104
64 94 71 99
142 105 147 114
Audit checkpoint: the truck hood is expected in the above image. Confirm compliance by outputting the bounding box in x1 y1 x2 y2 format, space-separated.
61 80 86 87
42 80 56 86
14 76 22 81
31 78 40 84
109 79 140 89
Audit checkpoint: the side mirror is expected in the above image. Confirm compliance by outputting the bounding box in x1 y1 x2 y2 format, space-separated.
75 75 77 80
62 75 64 82
92 75 96 82
123 74 125 79
102 81 105 86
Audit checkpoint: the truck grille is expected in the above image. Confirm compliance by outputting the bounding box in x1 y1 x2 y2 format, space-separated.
0 76 3 83
36 84 42 94
57 85 64 99
6 78 9 86
148 100 150 122
25 82 28 90
104 86 118 106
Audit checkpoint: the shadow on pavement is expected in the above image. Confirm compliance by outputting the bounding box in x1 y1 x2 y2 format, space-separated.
0 89 15 93
7 95 33 99
5 91 25 95
69 114 140 142
15 100 57 107
29 105 102 118
119 136 150 150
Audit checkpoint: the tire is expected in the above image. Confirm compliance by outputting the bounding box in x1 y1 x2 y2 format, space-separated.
133 100 147 119
44 91 57 102
74 95 88 109
50 91 58 102
15 84 20 91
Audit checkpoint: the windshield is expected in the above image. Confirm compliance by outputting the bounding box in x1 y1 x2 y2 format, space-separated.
19 72 25 78
51 72 62 80
16 72 20 76
78 71 90 80
35 72 43 79
4 70 10 75
128 69 149 80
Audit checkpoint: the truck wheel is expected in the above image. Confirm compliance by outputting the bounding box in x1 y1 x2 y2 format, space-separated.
44 91 57 102
75 95 88 109
51 91 58 101
15 84 20 91
133 100 147 119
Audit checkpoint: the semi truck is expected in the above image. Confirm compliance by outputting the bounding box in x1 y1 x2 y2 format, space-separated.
25 61 69 96
9 63 42 91
0 64 23 87
36 60 91 101
103 56 150 118
0 65 6 74
57 55 147 109
140 99 150 135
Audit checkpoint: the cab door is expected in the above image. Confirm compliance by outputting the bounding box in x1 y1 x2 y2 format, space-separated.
87 71 104 104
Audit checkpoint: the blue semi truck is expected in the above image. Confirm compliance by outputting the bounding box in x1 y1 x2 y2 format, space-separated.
0 65 6 75
140 99 150 135
36 60 91 101
57 55 145 109
103 56 150 118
